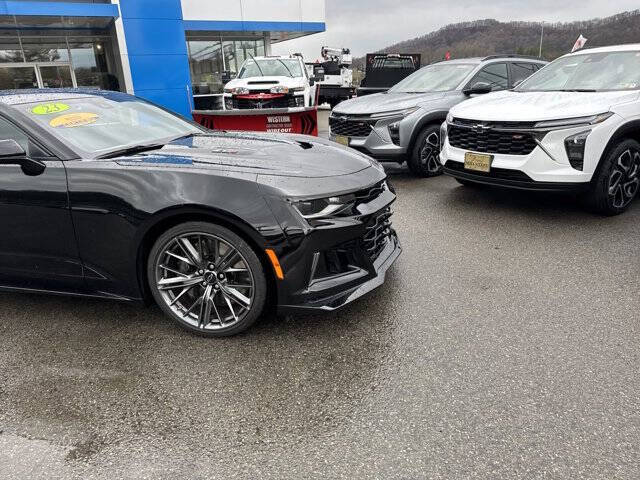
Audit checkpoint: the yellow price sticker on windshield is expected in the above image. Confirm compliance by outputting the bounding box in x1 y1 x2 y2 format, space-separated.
32 103 70 115
50 112 99 128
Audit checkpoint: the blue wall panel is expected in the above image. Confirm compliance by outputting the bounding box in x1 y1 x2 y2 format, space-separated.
0 1 119 17
119 0 192 118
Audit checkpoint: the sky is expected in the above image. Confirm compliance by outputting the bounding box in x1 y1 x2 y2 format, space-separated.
273 0 640 61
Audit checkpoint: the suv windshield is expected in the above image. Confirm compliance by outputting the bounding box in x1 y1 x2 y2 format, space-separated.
238 58 303 78
517 50 640 92
389 63 475 93
21 96 202 157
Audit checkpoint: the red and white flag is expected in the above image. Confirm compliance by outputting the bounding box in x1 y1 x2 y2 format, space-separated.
445 51 451 61
572 34 588 53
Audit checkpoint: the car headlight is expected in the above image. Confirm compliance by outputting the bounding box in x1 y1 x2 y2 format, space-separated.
565 130 591 171
446 112 454 124
292 194 357 219
369 106 420 119
270 86 290 94
231 87 250 95
440 121 448 150
534 112 613 130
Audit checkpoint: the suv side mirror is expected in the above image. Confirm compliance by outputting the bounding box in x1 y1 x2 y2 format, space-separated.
0 139 26 159
463 82 492 96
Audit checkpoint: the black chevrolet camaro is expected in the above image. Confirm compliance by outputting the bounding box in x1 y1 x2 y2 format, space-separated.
0 89 400 336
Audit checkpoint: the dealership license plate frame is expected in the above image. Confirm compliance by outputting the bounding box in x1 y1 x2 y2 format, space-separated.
464 152 493 173
335 135 350 146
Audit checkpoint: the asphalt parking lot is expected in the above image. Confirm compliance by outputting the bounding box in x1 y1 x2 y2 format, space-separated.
1 112 639 479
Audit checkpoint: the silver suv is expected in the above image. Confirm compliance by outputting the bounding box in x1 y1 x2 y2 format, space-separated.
330 55 547 177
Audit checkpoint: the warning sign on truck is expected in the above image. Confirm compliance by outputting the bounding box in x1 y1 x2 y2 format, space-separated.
266 115 292 133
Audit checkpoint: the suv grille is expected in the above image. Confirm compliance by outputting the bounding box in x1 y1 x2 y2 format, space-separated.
329 116 375 137
362 207 394 261
232 96 298 109
449 120 538 156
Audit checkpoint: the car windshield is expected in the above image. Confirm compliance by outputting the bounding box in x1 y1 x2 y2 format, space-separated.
389 63 476 93
517 50 640 92
238 58 303 78
21 96 202 157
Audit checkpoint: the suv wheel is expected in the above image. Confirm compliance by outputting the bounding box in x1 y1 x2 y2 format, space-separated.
408 125 443 178
589 139 640 216
148 222 267 337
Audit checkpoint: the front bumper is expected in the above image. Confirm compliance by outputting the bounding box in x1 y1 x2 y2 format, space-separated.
271 185 402 314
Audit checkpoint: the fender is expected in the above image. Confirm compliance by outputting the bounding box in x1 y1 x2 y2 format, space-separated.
594 119 640 178
407 110 449 154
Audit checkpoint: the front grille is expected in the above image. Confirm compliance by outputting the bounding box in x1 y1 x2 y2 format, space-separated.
329 116 375 137
448 123 538 156
362 207 394 261
445 160 533 182
232 96 298 109
354 181 387 205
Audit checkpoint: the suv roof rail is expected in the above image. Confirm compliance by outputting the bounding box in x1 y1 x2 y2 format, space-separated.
482 54 544 61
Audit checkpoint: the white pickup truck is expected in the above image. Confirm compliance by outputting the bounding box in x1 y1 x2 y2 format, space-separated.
223 55 319 110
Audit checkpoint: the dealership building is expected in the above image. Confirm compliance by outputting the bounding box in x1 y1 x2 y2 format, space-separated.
0 0 326 117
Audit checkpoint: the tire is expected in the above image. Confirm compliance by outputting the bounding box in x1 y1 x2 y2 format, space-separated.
587 139 640 216
147 221 267 337
407 125 443 178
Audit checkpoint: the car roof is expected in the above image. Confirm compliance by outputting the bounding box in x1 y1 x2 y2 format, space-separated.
0 88 127 106
566 43 640 56
431 56 546 67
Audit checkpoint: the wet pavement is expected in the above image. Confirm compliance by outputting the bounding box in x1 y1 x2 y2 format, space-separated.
1 134 640 478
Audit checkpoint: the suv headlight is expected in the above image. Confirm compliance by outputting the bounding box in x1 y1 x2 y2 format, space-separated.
440 121 448 150
534 112 613 130
565 130 591 171
370 106 420 120
292 194 357 219
446 112 454 124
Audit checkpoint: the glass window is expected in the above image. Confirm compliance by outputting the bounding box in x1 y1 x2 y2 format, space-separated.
22 95 202 156
188 39 223 94
223 41 238 75
511 63 538 86
390 63 476 93
0 37 24 63
518 51 640 92
0 66 38 89
69 38 119 90
237 58 303 79
39 65 74 88
0 115 47 158
0 116 29 153
20 37 69 63
469 63 509 91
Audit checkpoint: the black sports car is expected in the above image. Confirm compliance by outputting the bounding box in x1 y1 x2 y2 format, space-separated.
0 89 400 336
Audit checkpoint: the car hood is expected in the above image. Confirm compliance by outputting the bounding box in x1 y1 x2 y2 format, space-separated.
450 90 640 121
334 91 447 114
226 76 305 90
113 132 375 178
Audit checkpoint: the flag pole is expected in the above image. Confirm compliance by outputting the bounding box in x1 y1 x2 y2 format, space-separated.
539 21 544 58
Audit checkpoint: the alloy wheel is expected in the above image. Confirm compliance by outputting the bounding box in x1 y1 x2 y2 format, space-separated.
608 148 640 209
155 233 255 331
419 132 442 173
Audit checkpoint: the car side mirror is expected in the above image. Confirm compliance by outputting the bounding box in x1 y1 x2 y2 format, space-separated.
309 78 315 87
0 139 45 176
0 139 26 159
463 82 492 96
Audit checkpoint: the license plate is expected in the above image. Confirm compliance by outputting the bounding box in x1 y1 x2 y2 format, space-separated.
464 152 493 172
335 135 350 146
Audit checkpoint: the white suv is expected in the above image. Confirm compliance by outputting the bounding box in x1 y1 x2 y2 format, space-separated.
440 44 640 215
